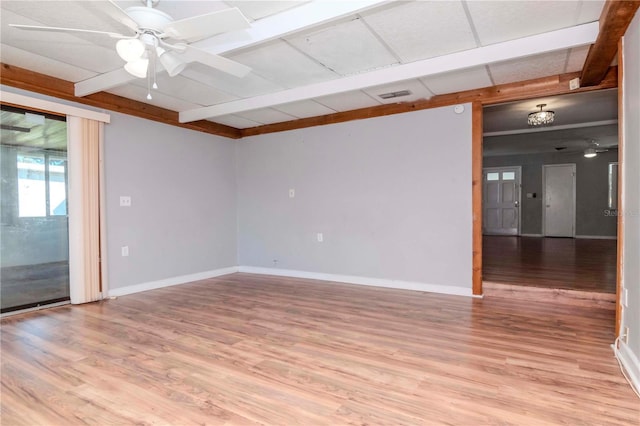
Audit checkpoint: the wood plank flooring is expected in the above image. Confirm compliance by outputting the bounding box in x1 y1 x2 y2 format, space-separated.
483 236 617 293
1 273 638 425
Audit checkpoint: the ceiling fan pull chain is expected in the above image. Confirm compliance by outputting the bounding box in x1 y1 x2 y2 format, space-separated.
152 38 158 89
146 66 152 100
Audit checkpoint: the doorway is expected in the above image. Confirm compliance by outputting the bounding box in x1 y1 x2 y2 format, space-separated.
0 105 70 313
483 166 521 236
543 163 576 237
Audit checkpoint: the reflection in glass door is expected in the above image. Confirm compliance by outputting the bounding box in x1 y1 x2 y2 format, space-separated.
1 105 70 313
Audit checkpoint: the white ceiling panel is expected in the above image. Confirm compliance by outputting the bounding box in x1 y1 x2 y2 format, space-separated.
210 114 262 129
467 1 584 46
274 100 336 119
314 90 381 112
0 44 97 82
287 17 398 76
421 66 493 95
362 1 477 63
363 79 433 104
225 1 308 21
489 50 569 85
237 108 297 125
576 0 606 23
180 63 284 99
229 40 338 88
565 45 590 73
137 73 239 106
107 85 201 112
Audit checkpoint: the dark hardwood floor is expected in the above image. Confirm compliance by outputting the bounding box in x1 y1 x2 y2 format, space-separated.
483 236 617 293
1 273 637 425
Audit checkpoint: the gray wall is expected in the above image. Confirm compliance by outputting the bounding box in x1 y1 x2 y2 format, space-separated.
484 150 618 237
622 10 640 373
236 105 473 289
105 112 238 290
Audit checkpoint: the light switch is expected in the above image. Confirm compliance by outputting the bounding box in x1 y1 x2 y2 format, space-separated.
289 189 295 198
121 246 129 257
317 233 323 242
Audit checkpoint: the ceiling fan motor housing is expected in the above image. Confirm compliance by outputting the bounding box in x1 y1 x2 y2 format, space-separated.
125 6 173 33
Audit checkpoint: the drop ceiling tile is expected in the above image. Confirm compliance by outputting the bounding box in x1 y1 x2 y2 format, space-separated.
467 1 582 46
0 44 97 82
237 108 297 125
287 17 398 76
489 50 568 85
225 1 309 21
210 115 261 129
181 63 284 98
273 100 336 118
107 85 201 112
362 1 476 63
363 79 433 104
229 40 338 88
565 46 590 73
315 91 381 111
421 66 493 95
576 0 605 23
135 73 239 106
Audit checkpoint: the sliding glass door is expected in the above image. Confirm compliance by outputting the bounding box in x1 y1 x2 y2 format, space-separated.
1 105 70 313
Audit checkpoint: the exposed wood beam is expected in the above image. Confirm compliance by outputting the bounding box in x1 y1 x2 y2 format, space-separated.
74 0 389 97
581 0 640 87
472 101 483 297
180 22 599 123
241 67 618 137
0 63 242 139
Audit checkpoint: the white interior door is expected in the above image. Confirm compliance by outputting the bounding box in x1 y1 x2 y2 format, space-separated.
543 164 576 237
483 167 521 235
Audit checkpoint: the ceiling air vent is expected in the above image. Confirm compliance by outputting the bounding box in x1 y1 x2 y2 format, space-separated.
379 90 411 100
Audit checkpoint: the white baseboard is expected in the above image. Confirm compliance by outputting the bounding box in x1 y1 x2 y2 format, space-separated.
616 340 640 395
108 266 239 297
238 266 473 297
575 235 617 240
520 233 543 237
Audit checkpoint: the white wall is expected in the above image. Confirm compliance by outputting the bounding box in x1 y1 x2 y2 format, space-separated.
236 105 473 294
104 112 238 291
620 10 640 387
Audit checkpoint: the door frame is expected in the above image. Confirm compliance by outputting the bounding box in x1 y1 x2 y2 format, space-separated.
541 163 576 238
482 166 522 236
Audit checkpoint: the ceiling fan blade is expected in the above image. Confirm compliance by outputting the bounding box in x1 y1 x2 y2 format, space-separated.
85 0 140 33
9 24 127 38
163 8 250 43
181 45 251 78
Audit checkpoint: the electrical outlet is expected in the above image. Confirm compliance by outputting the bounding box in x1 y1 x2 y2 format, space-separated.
624 288 629 307
289 189 295 198
623 327 629 344
316 233 323 242
569 77 580 90
120 196 132 207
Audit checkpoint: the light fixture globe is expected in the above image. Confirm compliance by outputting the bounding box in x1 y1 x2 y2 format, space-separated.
116 38 145 62
528 103 555 126
157 47 187 77
124 58 149 78
584 148 597 158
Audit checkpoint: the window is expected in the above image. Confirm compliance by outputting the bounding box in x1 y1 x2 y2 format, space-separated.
486 172 499 181
17 151 67 217
502 171 515 181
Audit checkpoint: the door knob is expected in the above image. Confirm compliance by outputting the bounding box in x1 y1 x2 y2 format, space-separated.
514 200 519 207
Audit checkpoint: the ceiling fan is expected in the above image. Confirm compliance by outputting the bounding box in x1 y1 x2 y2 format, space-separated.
9 0 252 99
583 140 609 158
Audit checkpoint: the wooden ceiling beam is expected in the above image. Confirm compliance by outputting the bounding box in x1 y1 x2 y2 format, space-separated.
241 67 618 137
0 63 242 139
580 0 640 87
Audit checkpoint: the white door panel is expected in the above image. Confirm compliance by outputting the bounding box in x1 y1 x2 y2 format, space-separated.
543 164 575 237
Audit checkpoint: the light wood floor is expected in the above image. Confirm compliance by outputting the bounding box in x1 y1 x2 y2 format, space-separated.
483 236 617 293
1 273 638 425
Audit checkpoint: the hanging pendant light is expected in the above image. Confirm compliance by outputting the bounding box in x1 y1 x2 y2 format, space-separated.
528 104 555 126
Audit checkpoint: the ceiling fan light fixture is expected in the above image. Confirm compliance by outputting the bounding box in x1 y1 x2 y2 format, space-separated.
584 148 597 158
116 38 146 62
528 103 555 126
157 47 187 77
124 58 149 78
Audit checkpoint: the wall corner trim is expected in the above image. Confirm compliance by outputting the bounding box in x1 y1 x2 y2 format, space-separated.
107 266 239 297
615 340 640 395
238 266 473 297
